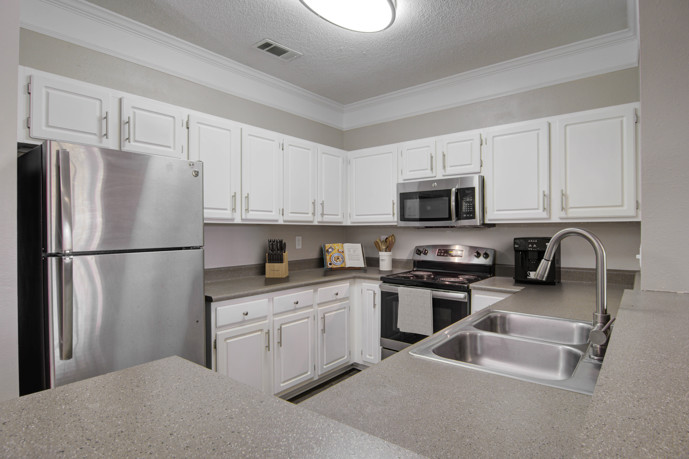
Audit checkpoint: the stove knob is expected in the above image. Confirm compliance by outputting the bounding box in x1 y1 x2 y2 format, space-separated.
422 248 429 255
482 252 490 259
415 248 423 255
474 250 481 258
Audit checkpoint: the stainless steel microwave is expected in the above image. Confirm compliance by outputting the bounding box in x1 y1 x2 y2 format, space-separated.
397 175 486 227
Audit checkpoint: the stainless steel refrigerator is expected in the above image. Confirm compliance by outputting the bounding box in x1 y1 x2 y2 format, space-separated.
18 141 205 395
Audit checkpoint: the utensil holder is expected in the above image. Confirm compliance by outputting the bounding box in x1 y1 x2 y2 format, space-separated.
379 252 392 271
266 252 289 278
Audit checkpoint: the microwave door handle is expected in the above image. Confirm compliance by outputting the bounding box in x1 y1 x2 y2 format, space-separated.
450 188 457 221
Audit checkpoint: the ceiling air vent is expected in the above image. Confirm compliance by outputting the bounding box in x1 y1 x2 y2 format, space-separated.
254 39 302 62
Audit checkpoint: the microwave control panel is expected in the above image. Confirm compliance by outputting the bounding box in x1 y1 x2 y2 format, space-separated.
458 187 476 220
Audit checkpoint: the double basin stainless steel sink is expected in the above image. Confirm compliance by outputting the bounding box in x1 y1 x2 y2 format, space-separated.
409 309 603 395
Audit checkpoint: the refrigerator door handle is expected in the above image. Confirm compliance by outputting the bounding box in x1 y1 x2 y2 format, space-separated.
58 256 74 360
58 149 73 253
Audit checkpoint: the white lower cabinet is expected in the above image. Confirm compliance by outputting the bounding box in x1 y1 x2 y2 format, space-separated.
360 283 381 365
470 290 513 314
317 301 350 375
216 320 272 394
273 308 316 394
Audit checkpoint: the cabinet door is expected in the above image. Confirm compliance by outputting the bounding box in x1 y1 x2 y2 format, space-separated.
28 74 115 148
484 121 550 221
349 145 398 223
188 114 241 222
361 283 381 365
317 146 347 223
317 301 350 375
273 309 315 393
120 96 186 159
216 320 272 394
555 105 637 219
283 136 317 223
437 130 482 176
241 127 283 221
399 138 436 181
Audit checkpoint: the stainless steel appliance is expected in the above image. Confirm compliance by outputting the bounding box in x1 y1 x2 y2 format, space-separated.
514 237 561 284
397 175 487 227
17 141 205 395
379 244 495 358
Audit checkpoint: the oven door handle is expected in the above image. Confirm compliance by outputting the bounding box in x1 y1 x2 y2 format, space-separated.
380 284 467 301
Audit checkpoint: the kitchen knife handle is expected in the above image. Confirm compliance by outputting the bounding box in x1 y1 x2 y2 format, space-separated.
103 112 109 139
232 192 237 213
59 256 74 360
58 149 73 254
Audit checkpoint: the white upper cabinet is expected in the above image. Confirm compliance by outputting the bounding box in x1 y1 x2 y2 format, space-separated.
437 130 482 176
241 127 283 222
188 114 241 222
554 105 638 219
484 120 550 221
317 146 347 224
283 136 317 223
399 138 436 181
348 145 398 224
121 96 187 159
28 74 115 148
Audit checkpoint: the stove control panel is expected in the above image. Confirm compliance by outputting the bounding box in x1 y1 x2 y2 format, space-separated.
411 244 495 265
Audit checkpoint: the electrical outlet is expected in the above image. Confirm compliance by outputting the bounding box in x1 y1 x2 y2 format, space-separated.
296 236 302 249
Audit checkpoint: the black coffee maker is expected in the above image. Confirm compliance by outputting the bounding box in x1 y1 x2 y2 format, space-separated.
513 237 561 284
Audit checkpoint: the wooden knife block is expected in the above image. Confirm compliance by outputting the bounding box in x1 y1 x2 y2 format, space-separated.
265 252 288 278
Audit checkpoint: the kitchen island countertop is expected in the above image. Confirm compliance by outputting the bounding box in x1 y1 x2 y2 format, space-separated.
0 356 421 458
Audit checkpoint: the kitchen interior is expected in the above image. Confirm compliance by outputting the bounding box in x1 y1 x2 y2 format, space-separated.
1 0 688 457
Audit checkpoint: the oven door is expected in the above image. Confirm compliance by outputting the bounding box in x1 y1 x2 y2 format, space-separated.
397 183 456 227
379 284 469 356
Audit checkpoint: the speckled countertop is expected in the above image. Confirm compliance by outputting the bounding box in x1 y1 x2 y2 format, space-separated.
302 281 628 458
205 268 392 302
0 356 421 458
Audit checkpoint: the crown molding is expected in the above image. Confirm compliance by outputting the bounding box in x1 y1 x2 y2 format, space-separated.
20 0 639 132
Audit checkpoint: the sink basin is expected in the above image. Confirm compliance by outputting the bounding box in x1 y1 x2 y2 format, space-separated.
432 331 583 381
410 309 603 395
472 311 591 345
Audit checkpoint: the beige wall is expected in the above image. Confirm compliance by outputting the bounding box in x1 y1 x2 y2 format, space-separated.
639 0 689 293
205 224 347 268
347 223 641 271
19 29 343 149
1 0 20 400
343 69 639 150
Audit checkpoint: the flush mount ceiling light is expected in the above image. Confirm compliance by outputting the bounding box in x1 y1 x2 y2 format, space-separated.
300 0 396 33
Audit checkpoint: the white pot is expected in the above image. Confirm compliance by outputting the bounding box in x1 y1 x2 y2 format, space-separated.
379 252 392 271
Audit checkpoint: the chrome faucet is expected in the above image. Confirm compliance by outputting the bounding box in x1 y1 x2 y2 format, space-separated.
532 228 612 360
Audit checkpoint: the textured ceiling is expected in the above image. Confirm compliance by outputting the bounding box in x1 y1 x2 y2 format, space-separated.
83 0 630 105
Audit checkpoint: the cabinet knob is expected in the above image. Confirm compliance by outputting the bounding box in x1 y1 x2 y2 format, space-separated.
294 300 299 305
242 311 248 316
334 292 339 296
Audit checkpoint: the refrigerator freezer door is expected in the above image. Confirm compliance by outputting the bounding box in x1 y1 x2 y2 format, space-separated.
47 249 204 387
44 141 203 254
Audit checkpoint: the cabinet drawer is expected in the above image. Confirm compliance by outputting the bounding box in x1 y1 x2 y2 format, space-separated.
317 283 350 303
273 290 314 315
216 299 269 328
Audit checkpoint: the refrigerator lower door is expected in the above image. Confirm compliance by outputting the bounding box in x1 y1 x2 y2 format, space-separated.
47 249 204 388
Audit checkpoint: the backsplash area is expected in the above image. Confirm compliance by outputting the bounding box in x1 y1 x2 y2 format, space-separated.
205 221 640 272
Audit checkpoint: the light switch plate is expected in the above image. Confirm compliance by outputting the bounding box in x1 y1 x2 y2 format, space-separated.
296 236 302 249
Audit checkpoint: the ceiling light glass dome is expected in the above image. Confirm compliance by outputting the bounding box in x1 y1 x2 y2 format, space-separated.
300 0 396 33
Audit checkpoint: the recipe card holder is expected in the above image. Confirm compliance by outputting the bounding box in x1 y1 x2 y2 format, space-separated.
266 252 289 279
